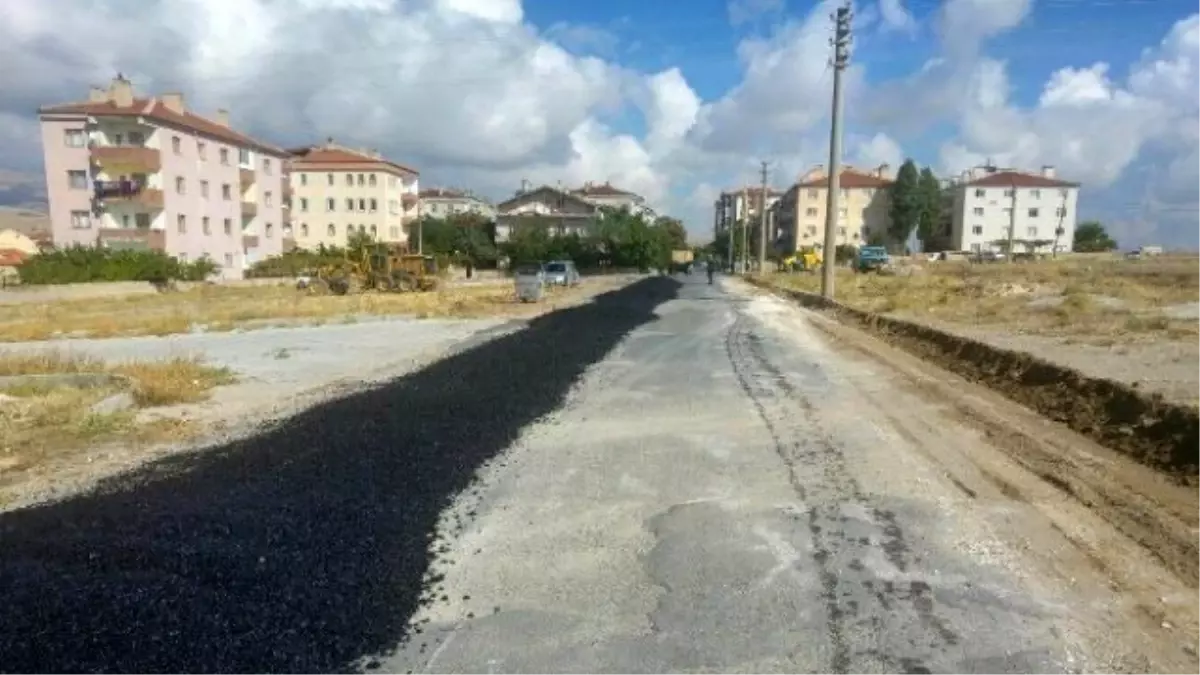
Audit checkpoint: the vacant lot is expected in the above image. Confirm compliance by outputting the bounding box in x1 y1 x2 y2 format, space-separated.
0 276 617 342
764 255 1199 405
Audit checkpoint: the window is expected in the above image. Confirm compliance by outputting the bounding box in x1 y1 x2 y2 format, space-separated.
136 213 151 229
974 189 985 198
176 214 187 233
327 173 335 186
837 227 846 237
262 158 272 175
128 131 145 145
805 207 818 217
265 222 274 238
345 198 355 211
1027 208 1039 217
1026 227 1038 237
67 170 88 190
389 176 398 188
238 148 250 165
219 148 230 165
389 199 399 215
283 223 292 236
70 210 91 229
1056 206 1068 217
197 141 207 160
1030 189 1041 199
202 216 211 235
223 218 232 235
327 223 336 236
370 224 377 236
121 214 130 227
179 252 188 263
64 129 86 147
300 223 309 237
264 191 273 207
972 207 984 216
369 198 377 212
1003 189 1014 197
222 183 232 200
174 176 186 195
326 198 336 212
358 198 366 211
200 180 210 198
224 253 234 267
357 174 365 186
346 174 354 186
1059 188 1069 198
300 197 309 212
369 174 377 187
806 190 818 200
389 226 399 238
299 174 308 186
971 225 983 235
172 136 182 154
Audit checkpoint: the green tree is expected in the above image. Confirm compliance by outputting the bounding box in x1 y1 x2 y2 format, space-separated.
915 167 942 245
887 159 921 250
657 217 689 250
1073 220 1117 252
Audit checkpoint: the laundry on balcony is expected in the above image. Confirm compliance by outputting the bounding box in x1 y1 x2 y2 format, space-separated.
93 179 145 198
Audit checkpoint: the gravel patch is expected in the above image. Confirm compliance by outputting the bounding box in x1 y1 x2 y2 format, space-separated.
0 276 682 673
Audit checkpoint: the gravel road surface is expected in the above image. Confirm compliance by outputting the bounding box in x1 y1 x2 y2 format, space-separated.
0 275 1193 673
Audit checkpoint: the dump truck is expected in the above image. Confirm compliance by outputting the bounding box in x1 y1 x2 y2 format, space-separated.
670 249 695 275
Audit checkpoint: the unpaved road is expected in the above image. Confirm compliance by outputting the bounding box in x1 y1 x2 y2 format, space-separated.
0 275 1195 673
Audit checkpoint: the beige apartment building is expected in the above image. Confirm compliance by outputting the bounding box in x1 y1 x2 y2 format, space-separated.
419 187 496 220
286 141 419 249
776 164 893 253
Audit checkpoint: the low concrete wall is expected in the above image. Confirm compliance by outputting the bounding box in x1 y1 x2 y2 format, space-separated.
748 277 1199 482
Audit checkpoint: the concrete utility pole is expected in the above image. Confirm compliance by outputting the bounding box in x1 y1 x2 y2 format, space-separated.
1052 191 1067 259
740 186 749 274
821 2 852 299
1006 175 1017 263
725 196 734 272
758 160 770 274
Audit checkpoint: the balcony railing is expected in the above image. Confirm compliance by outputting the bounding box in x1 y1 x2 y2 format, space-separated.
98 227 166 251
91 145 161 172
93 180 165 209
241 201 258 217
239 168 255 187
242 235 260 249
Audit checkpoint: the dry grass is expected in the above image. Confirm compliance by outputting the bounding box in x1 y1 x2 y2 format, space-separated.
763 255 1199 344
0 351 233 483
0 280 591 342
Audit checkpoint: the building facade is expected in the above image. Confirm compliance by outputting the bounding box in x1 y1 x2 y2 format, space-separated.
494 185 598 243
775 165 892 254
948 165 1080 254
419 187 496 220
712 186 785 251
286 141 419 250
38 76 290 279
571 181 655 220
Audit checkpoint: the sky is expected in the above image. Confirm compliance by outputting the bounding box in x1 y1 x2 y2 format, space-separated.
0 0 1196 248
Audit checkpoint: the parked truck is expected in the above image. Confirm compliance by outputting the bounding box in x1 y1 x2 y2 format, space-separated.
670 249 695 275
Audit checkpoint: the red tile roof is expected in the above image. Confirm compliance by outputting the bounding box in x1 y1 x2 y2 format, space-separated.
573 182 634 197
39 98 287 157
796 169 892 189
964 170 1079 188
288 146 418 177
0 248 29 266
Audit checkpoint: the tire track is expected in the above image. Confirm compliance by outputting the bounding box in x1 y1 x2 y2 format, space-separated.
725 312 960 674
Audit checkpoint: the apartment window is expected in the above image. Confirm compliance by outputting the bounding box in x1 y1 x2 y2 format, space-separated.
283 223 292 236
1027 227 1038 237
300 197 309 212
974 189 985 198
174 176 185 195
326 198 336 212
64 129 86 147
202 216 211 235
346 174 354 186
389 199 399 215
1002 207 1012 216
389 176 398 188
369 174 377 187
179 253 188 263
264 191 273 207
389 226 399 239
805 207 818 217
238 148 250 165
70 210 91 229
136 213 151 229
172 136 182 154
327 173 335 186
222 183 232 200
1056 206 1068 217
368 198 377 212
838 227 846 237
370 224 378 236
327 223 336 236
1030 189 1041 199
264 222 274 238
806 190 818 200
262 158 272 175
1059 189 1069 198
345 198 355 211
197 142 207 160
358 198 366 211
128 131 146 146
200 180 210 198
972 207 984 216
223 218 232 235
1028 208 1040 218
971 225 983 235
219 148 230 165
67 170 88 190
177 214 187 233
224 253 234 267
299 174 308 187
300 223 309 237
357 174 365 186
1003 189 1014 197
121 214 130 227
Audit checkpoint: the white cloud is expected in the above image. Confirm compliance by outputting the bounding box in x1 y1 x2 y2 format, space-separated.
850 132 904 169
877 0 916 35
727 0 784 27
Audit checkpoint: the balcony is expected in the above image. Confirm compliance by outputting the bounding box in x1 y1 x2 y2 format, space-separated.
242 235 260 249
239 168 255 188
401 193 419 207
93 180 164 210
98 228 165 251
241 201 258 217
91 145 161 173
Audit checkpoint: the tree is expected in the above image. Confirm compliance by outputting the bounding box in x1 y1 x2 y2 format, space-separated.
915 167 942 245
887 159 921 250
657 217 688 250
1074 221 1117 252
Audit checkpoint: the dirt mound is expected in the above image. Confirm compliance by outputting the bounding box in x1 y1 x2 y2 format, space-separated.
755 280 1199 483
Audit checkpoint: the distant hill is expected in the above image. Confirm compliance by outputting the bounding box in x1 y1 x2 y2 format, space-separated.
0 207 51 237
0 169 47 212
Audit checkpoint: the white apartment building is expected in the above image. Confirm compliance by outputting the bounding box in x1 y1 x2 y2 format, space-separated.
572 182 656 221
419 187 496 220
286 140 419 250
949 165 1080 254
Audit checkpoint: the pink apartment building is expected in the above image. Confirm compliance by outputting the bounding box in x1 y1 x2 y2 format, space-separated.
37 75 291 279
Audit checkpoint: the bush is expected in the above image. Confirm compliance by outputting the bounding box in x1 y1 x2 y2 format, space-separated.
17 246 218 285
246 245 346 278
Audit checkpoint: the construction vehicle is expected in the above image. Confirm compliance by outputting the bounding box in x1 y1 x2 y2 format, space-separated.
670 249 695 275
307 243 441 295
782 246 823 272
